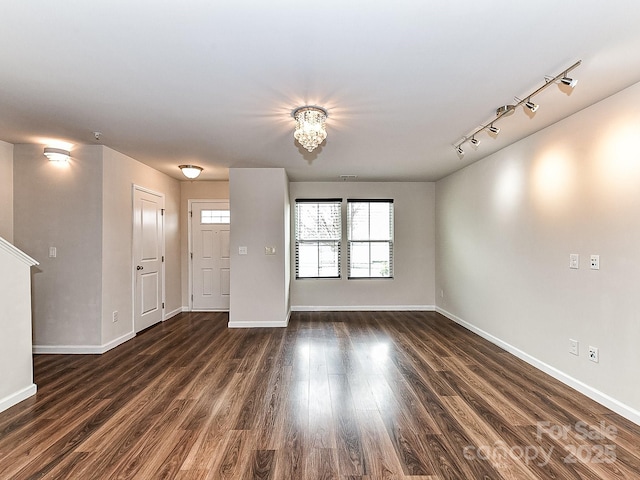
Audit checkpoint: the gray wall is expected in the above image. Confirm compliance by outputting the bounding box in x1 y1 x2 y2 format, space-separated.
14 144 103 346
436 80 640 418
102 147 182 346
13 144 181 350
229 168 290 326
290 182 435 309
0 140 13 242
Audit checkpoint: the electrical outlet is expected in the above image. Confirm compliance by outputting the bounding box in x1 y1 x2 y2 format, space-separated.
588 346 599 363
590 255 600 270
112 311 119 323
569 339 579 356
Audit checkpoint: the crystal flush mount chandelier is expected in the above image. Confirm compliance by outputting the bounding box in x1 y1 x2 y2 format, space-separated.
292 106 328 152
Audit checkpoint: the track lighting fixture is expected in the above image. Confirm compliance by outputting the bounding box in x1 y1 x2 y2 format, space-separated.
453 60 581 158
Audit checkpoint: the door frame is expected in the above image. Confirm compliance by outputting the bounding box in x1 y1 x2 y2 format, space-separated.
187 199 230 311
132 184 166 331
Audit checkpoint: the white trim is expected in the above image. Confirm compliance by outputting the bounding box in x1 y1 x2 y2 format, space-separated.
182 306 190 312
190 309 230 313
0 236 38 266
228 319 289 328
0 384 37 414
436 306 640 426
164 307 183 320
291 305 436 312
33 331 135 354
34 344 104 354
101 331 136 353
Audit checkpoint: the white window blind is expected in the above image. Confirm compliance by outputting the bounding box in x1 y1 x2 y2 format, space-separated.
347 200 393 278
295 199 342 278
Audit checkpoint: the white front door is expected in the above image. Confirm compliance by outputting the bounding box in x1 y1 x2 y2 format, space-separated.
190 201 230 311
133 186 164 332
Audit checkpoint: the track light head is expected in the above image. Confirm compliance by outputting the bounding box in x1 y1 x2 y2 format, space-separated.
470 137 480 147
561 76 578 88
524 99 539 112
456 145 464 156
488 124 500 135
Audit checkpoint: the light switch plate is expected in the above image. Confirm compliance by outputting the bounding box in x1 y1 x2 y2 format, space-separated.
569 253 579 269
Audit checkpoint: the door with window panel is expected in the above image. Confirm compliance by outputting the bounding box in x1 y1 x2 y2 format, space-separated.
191 201 230 310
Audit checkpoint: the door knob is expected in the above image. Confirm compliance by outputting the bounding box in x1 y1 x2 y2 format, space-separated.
136 265 143 271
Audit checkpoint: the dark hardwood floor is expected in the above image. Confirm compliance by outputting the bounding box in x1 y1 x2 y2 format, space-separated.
1 311 639 479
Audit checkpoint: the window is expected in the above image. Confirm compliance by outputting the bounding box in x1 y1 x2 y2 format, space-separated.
347 200 393 278
295 199 342 278
201 209 230 224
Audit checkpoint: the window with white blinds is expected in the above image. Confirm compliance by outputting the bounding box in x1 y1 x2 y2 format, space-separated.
295 199 342 278
347 200 394 278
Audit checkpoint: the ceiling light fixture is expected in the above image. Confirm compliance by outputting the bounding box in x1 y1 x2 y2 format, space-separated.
453 60 581 157
292 106 328 152
179 164 203 179
44 147 71 162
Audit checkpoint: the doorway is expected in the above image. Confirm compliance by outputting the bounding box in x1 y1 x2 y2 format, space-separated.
189 200 230 311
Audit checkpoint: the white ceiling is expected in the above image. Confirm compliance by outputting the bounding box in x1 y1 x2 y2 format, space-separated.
2 1 640 182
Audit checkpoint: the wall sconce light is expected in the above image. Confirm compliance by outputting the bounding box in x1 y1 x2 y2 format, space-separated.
44 147 71 163
179 164 203 179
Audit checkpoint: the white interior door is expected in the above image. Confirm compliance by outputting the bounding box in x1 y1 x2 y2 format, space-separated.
133 186 164 332
191 201 230 311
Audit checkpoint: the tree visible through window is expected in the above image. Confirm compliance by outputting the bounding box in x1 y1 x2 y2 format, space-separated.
347 200 394 278
295 200 342 278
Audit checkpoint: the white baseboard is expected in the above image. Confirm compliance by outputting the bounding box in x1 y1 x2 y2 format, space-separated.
182 306 190 312
190 309 230 313
0 384 37 414
228 319 289 328
164 307 183 320
33 331 135 355
291 305 436 312
435 306 640 426
100 331 136 353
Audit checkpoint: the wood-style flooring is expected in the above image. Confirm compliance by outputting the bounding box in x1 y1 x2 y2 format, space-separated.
1 311 639 479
